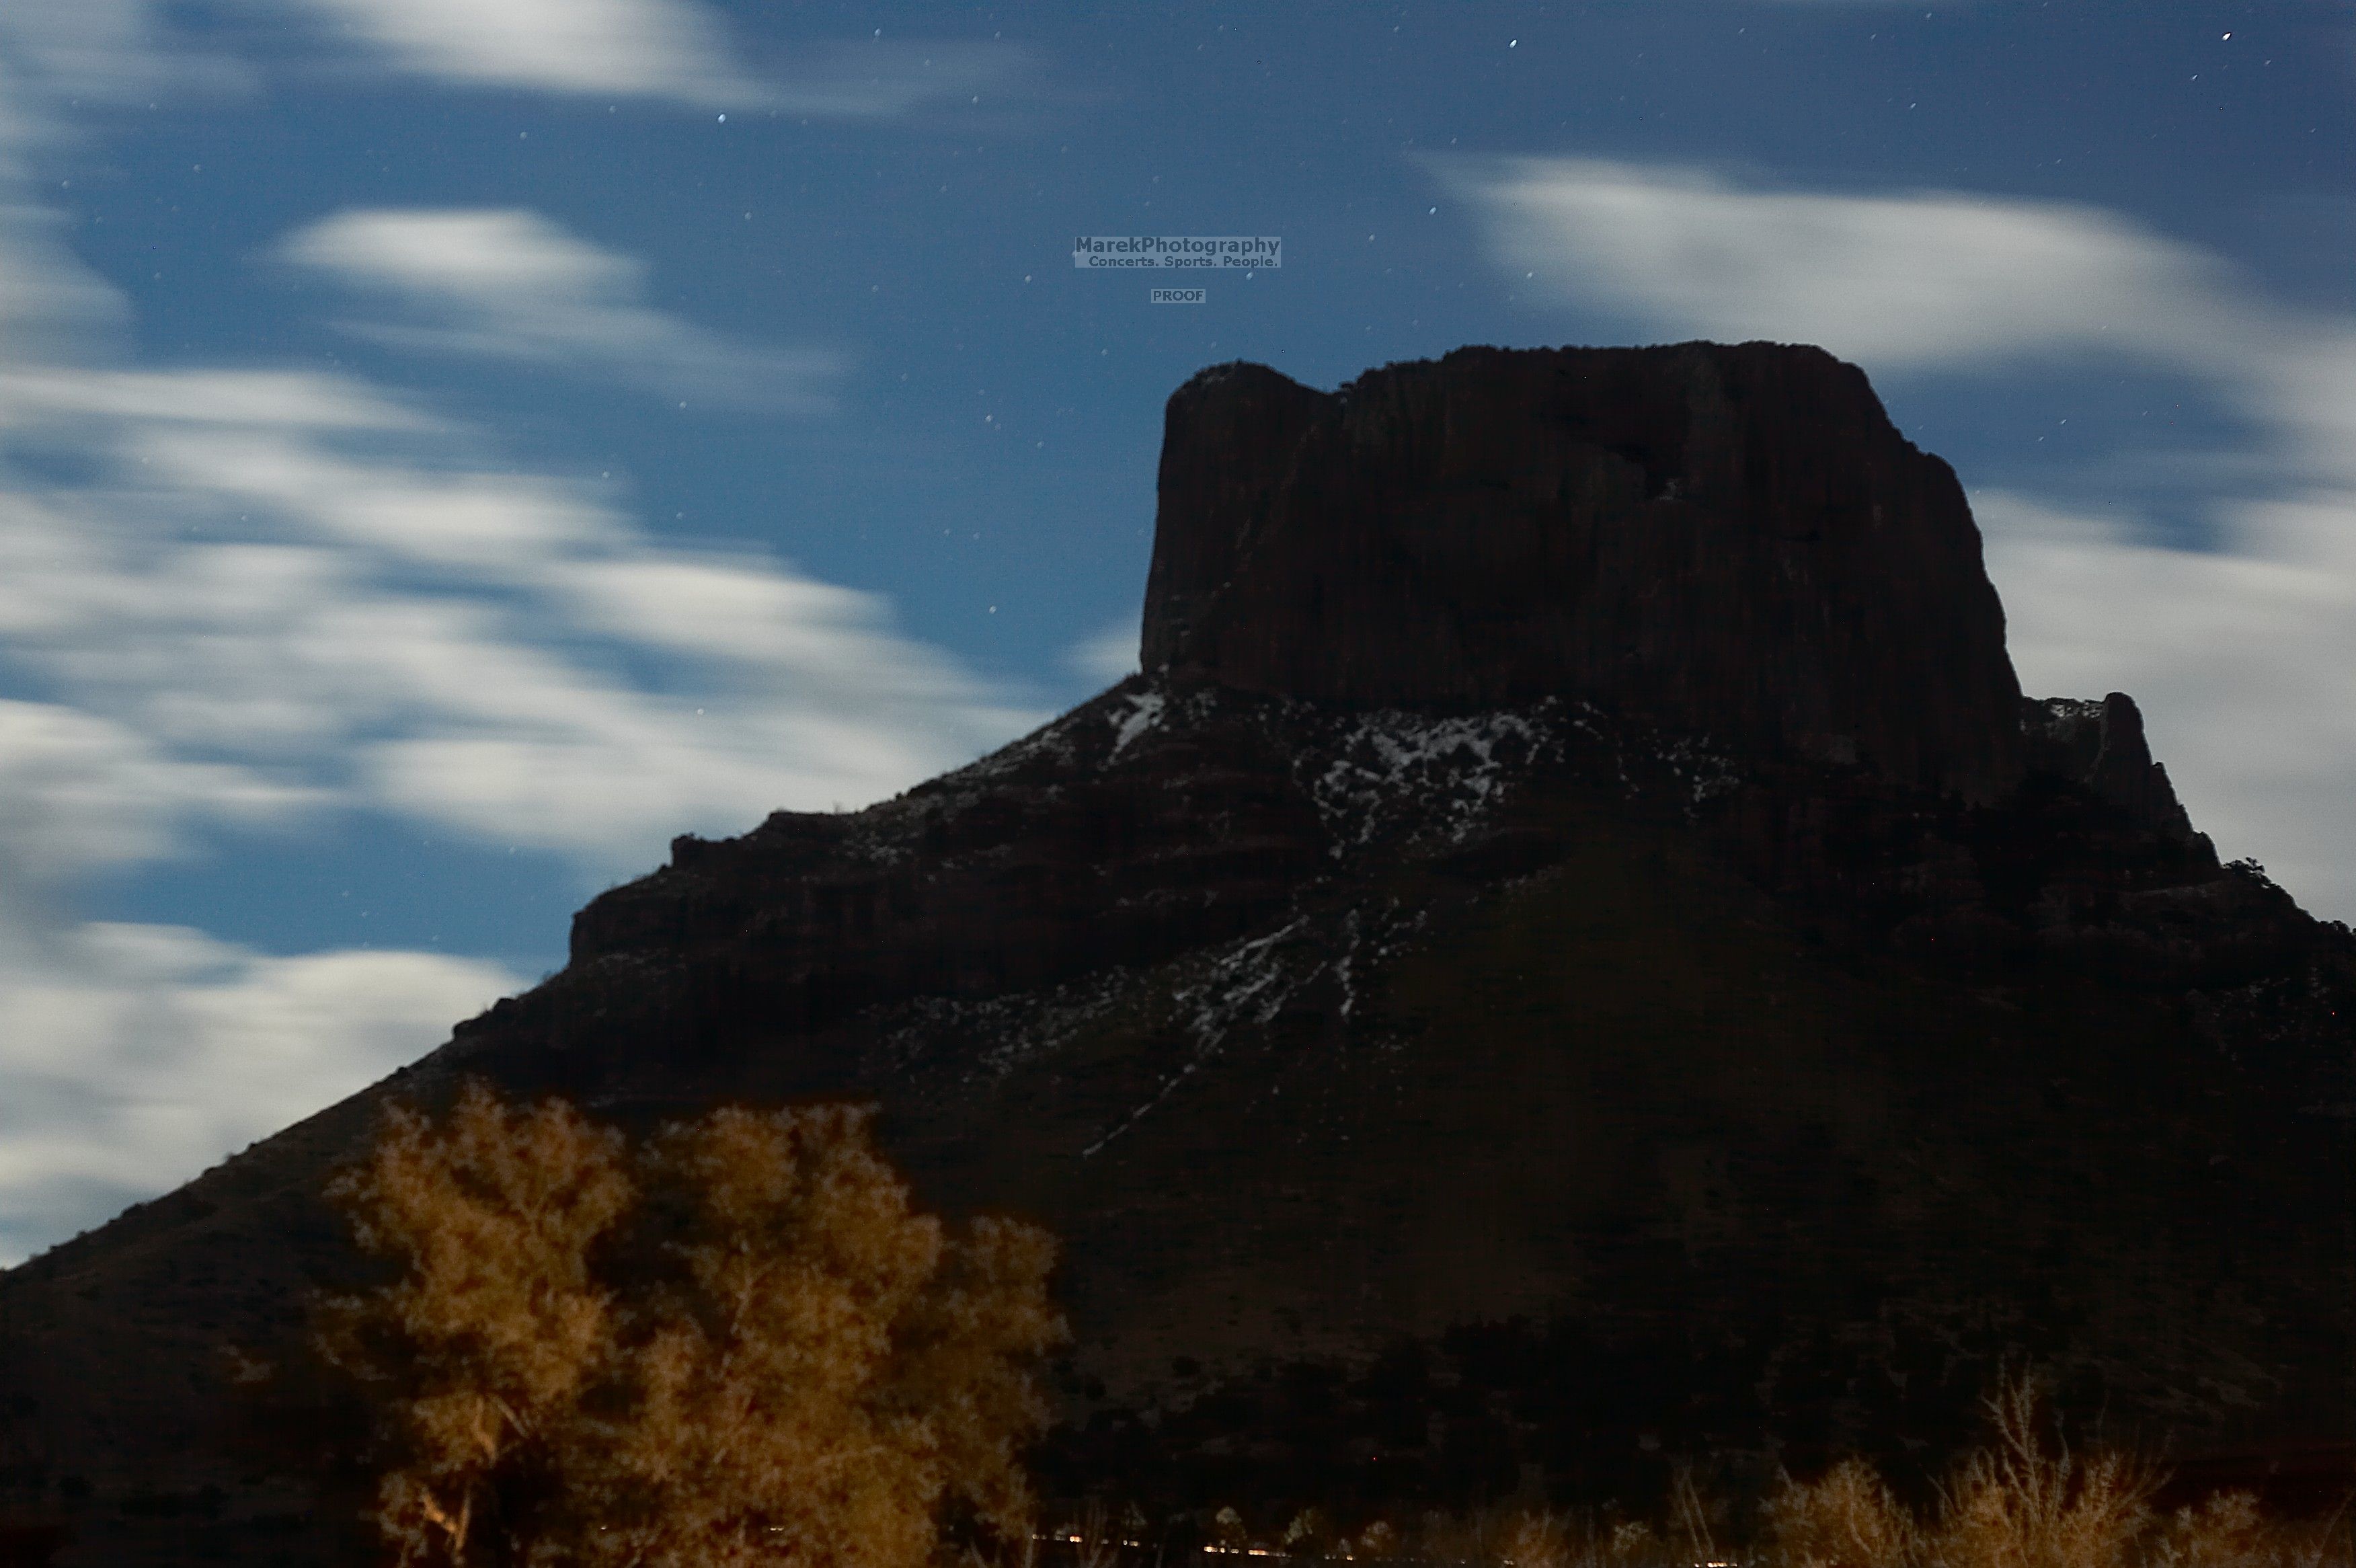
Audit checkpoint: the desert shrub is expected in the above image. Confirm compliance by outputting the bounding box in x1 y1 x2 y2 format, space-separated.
1762 1456 1923 1568
1283 1507 1338 1559
1607 1519 1666 1565
2147 1493 2278 1568
1500 1508 1573 1568
1669 1464 1734 1567
1760 1368 2192 1568
318 1080 1066 1567
1420 1503 1519 1566
2146 1491 2355 1568
1923 1372 2163 1568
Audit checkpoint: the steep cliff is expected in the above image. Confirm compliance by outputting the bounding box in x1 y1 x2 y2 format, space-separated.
1147 346 2025 804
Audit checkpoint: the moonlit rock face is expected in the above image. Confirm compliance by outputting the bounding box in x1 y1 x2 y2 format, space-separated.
1144 342 2027 805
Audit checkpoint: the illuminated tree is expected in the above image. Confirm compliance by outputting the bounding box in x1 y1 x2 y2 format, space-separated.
319 1081 1064 1567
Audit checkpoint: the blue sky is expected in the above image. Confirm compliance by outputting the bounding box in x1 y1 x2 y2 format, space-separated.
0 0 2349 1263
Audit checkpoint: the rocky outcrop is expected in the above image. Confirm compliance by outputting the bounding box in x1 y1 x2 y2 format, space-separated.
1145 344 2027 805
2023 692 2202 843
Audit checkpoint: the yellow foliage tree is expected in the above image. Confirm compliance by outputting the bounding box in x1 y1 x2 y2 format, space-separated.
318 1081 1065 1568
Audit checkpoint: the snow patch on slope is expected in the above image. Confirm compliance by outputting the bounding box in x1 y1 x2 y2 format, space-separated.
1306 707 1553 854
1108 690 1165 759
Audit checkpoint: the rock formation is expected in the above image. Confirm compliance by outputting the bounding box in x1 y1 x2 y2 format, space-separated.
2023 691 2201 843
0 344 2347 1567
1146 346 2025 804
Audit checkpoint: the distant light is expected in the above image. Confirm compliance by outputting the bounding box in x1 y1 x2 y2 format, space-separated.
717 113 726 122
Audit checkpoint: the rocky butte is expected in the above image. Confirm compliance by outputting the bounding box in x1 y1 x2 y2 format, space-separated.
0 342 2349 1567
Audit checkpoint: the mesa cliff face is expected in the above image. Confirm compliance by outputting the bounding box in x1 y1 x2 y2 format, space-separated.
1146 346 2025 803
0 344 2348 1567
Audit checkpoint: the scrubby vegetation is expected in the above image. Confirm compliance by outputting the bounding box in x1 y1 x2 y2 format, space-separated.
1003 1374 2350 1568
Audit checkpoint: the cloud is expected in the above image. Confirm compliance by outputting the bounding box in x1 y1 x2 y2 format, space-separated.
1 0 1029 122
0 365 440 430
1439 153 2356 922
0 699 324 885
0 175 1037 1263
2256 325 2356 492
1065 618 1141 687
278 208 840 407
0 1 251 146
0 407 1037 1281
1979 485 2356 920
0 345 1039 1266
277 0 758 103
745 40 1041 121
274 1 1032 114
0 184 1028 875
1434 155 2266 375
0 386 1038 871
0 908 516 1265
0 204 128 358
0 0 1041 1269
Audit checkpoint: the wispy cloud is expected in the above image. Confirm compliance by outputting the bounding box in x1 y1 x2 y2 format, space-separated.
0 0 1047 1268
0 0 251 141
0 371 1037 869
0 699 324 884
1433 155 2264 374
0 182 1033 1267
744 40 1041 121
1438 153 2356 922
279 208 840 408
280 0 761 104
274 0 1034 114
0 204 127 356
1978 485 2356 918
0 907 515 1265
1 0 1033 120
0 343 1037 1261
1064 617 1140 688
